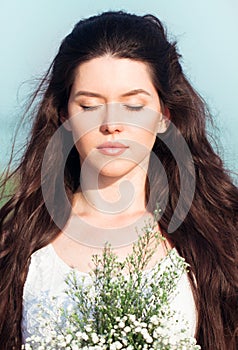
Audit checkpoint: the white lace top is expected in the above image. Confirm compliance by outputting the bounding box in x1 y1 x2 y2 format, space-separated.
22 244 198 344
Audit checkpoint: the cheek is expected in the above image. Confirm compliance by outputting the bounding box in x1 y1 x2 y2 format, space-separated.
128 113 159 147
126 108 160 136
74 134 95 159
68 111 102 140
133 130 156 150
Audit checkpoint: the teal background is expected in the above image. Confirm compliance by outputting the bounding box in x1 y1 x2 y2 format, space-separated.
0 0 237 177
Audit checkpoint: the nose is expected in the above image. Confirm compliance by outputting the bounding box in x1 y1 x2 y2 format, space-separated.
100 103 124 134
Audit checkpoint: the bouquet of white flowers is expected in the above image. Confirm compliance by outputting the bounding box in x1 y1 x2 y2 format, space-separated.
23 218 201 350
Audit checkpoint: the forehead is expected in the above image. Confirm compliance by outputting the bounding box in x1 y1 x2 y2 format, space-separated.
71 56 156 96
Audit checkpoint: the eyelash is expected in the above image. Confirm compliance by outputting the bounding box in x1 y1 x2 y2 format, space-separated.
80 105 144 112
124 105 144 112
80 105 99 111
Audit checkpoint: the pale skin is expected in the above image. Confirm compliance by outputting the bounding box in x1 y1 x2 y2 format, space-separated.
52 55 173 273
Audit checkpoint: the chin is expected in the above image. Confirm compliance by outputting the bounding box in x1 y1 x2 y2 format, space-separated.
99 159 138 178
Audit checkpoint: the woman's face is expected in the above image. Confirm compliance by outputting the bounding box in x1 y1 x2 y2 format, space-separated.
65 56 164 178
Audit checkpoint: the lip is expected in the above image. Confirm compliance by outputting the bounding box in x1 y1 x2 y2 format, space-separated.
97 141 129 156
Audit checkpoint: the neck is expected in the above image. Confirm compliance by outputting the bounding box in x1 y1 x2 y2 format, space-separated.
72 163 150 220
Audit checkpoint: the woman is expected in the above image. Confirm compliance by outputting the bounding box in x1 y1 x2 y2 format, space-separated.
0 10 237 350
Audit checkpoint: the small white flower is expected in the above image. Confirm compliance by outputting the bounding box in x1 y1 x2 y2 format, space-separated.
140 322 147 328
91 332 99 344
72 345 80 350
124 326 131 333
67 303 74 312
150 315 159 325
141 329 153 343
128 314 136 323
81 332 89 341
134 326 142 332
134 320 141 327
23 345 31 350
85 325 92 332
100 337 106 344
110 341 123 350
118 320 125 328
65 334 73 343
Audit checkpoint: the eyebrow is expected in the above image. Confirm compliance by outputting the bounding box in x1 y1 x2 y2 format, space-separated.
73 89 152 99
121 89 152 97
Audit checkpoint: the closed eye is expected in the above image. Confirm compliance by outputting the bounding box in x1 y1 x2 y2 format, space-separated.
80 104 144 112
123 105 144 111
80 105 102 111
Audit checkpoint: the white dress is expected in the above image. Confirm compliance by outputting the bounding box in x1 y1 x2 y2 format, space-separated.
22 244 198 344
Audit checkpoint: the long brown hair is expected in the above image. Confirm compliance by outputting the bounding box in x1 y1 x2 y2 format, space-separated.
0 11 237 349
